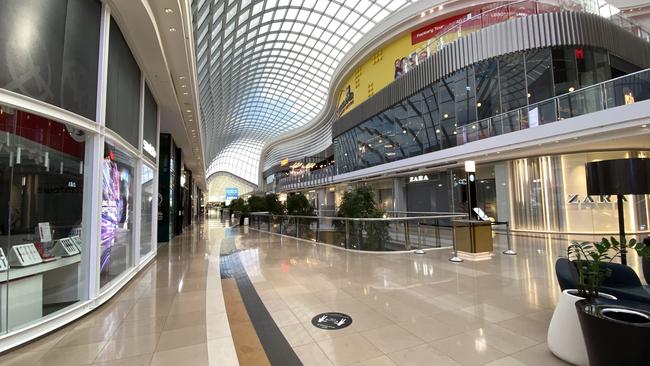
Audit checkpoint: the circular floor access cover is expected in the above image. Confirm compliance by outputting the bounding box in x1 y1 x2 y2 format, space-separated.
311 312 352 330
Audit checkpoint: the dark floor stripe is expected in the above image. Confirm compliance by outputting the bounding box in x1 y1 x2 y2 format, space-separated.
220 252 303 366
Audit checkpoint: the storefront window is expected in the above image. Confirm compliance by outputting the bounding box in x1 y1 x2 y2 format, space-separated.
526 48 554 104
0 105 88 332
475 59 501 119
140 164 154 257
499 52 527 112
552 48 579 95
100 142 135 288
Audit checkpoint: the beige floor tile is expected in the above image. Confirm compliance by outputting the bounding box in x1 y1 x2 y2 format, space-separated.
206 312 232 340
164 310 206 331
91 354 153 366
361 325 424 354
0 350 48 366
207 337 239 366
350 355 397 366
430 310 489 332
156 324 207 352
111 316 167 340
280 323 315 347
387 344 461 366
461 303 520 323
34 341 107 366
55 325 117 348
317 333 383 365
483 356 530 366
94 333 159 362
432 333 507 366
511 344 571 366
497 316 549 343
465 324 539 354
294 343 334 366
150 343 209 366
269 308 301 327
397 315 464 342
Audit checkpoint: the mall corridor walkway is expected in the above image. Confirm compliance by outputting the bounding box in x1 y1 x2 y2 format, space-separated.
0 219 576 366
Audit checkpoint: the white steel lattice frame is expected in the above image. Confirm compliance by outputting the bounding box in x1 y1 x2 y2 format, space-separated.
192 0 418 184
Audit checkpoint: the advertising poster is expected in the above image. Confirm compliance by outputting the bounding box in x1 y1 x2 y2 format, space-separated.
225 187 239 200
100 147 131 274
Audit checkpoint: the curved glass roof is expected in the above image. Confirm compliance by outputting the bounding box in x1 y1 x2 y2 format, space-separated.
192 0 418 184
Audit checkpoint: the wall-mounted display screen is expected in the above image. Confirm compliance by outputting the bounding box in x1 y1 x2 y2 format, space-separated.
100 142 134 287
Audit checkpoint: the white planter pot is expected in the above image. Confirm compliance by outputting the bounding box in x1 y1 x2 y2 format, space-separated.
547 289 616 366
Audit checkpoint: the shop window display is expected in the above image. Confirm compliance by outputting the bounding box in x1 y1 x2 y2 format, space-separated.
140 164 154 256
0 104 87 332
100 142 134 288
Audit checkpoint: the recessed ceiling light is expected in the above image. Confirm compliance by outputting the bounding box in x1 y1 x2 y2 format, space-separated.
181 84 186 88
643 124 648 128
164 8 173 14
169 27 176 32
186 109 191 113
183 92 189 95
179 76 185 80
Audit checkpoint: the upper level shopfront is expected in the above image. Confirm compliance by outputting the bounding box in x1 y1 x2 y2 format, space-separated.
334 44 647 173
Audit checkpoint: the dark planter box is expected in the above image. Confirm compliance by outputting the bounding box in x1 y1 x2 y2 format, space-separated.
576 300 650 366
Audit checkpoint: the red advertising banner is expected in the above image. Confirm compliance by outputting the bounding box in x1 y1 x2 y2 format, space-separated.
411 12 470 45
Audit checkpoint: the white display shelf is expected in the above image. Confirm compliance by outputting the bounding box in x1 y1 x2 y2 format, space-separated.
0 254 80 283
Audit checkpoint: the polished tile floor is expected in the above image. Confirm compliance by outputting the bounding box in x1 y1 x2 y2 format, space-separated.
4 218 639 366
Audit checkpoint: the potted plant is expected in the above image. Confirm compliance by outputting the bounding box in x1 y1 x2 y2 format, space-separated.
334 186 389 251
286 193 315 239
573 238 650 366
547 238 620 366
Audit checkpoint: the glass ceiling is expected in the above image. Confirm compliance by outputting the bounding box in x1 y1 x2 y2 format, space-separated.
192 0 419 184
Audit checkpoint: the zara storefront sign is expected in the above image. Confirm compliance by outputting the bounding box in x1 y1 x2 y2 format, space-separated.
567 194 628 205
409 175 429 183
143 139 157 159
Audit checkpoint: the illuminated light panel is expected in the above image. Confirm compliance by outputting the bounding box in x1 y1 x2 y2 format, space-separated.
192 0 418 184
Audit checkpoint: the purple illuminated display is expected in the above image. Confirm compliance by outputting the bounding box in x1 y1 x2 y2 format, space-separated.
100 151 130 272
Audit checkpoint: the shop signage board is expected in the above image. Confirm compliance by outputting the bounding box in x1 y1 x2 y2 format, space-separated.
411 12 470 44
311 312 352 330
225 188 239 200
408 175 429 183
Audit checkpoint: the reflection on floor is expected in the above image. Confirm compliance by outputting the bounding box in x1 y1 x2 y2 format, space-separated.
4 218 639 365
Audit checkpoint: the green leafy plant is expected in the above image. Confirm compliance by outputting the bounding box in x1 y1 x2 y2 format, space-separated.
286 193 314 216
264 194 286 215
568 237 644 300
335 186 389 251
229 197 249 213
247 195 267 212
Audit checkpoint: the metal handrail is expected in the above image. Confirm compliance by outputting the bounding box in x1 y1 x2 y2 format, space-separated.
249 212 466 222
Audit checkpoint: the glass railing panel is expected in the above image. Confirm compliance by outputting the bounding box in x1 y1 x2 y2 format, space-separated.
558 86 604 119
605 70 650 108
534 99 559 125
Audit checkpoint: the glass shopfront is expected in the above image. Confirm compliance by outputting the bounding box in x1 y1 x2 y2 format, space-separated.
398 151 649 235
0 2 161 343
0 105 88 332
335 46 636 174
508 151 650 234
